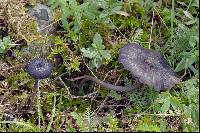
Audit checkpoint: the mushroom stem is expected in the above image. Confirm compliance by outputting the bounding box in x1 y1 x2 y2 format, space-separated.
35 79 41 128
71 75 140 92
34 79 40 89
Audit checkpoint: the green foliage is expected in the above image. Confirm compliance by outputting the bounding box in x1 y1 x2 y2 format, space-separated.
0 0 199 132
81 33 111 69
168 23 199 74
69 57 81 72
7 70 34 90
128 87 159 111
163 1 199 76
136 117 161 132
0 36 11 54
48 0 89 41
181 78 199 131
106 113 121 132
152 78 199 132
130 28 144 43
70 111 84 131
0 120 40 132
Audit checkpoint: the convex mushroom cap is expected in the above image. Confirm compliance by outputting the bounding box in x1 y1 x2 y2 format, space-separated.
119 43 181 91
25 58 53 79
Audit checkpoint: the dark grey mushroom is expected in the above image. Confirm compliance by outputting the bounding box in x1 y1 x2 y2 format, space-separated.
71 43 180 92
25 58 53 108
119 43 181 91
25 58 53 79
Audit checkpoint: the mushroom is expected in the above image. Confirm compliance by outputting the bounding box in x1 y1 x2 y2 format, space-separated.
119 43 181 91
25 58 53 127
25 57 53 98
25 58 53 80
25 57 53 95
71 43 180 92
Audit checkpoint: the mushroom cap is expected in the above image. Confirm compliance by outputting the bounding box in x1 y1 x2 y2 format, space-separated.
119 43 180 91
25 58 53 79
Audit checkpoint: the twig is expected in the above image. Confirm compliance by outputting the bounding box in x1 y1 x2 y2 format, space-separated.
154 8 170 31
108 19 131 43
131 113 182 117
92 71 122 116
171 0 175 43
81 56 97 78
57 77 98 99
37 19 60 33
93 97 109 117
104 104 127 107
149 10 154 49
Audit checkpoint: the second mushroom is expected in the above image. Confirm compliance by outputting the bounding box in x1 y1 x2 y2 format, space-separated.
71 43 181 92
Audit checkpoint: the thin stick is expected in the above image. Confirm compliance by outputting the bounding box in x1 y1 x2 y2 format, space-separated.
131 112 182 117
82 56 97 78
154 8 170 31
149 10 154 49
58 77 98 99
171 0 175 43
37 19 60 33
108 20 131 42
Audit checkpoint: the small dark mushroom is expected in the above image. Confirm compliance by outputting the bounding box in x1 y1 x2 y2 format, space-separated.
25 58 53 80
24 57 53 122
25 58 52 126
119 43 180 91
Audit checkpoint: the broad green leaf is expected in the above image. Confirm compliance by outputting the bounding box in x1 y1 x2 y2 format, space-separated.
175 58 187 72
100 50 111 60
0 36 11 54
99 12 109 18
89 57 102 69
161 100 170 113
92 43 105 50
3 36 11 44
81 47 97 58
188 65 198 75
156 92 171 113
189 36 198 47
191 105 199 125
70 112 83 128
111 6 122 13
93 33 103 45
175 51 198 72
93 56 102 68
170 96 183 111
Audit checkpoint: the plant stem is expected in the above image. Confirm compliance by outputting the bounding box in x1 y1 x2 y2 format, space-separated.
171 0 175 43
46 93 56 132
